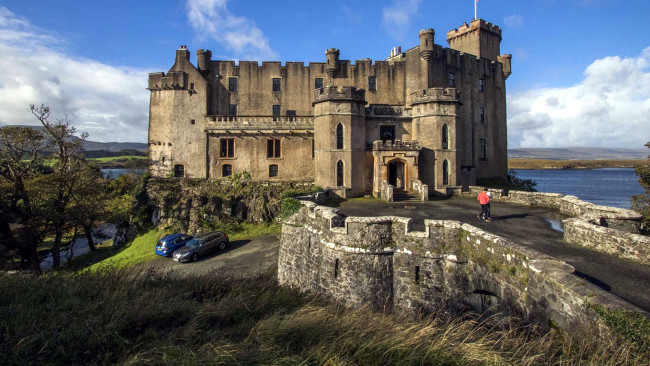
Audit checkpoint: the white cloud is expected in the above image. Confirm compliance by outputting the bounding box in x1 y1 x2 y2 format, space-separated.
508 47 650 148
0 7 149 143
382 0 423 40
186 0 277 61
503 14 523 29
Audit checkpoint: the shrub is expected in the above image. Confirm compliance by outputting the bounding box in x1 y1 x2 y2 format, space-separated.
281 198 302 219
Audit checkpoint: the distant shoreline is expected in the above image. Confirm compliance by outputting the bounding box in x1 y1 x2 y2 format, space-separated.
508 158 648 170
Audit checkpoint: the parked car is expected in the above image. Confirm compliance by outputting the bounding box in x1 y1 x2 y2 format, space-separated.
173 231 229 263
155 234 193 257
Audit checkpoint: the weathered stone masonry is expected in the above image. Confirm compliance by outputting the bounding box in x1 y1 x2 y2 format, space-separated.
278 200 648 340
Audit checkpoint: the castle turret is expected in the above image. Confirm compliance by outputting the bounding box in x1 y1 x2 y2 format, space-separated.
497 54 512 79
313 86 367 198
325 48 340 82
446 19 502 61
196 49 212 72
419 28 435 61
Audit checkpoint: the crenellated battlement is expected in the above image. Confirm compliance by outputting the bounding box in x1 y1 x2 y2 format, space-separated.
313 86 366 103
372 140 421 151
410 87 460 105
446 19 502 39
148 71 188 91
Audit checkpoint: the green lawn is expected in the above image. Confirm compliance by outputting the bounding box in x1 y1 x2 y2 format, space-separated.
88 155 148 163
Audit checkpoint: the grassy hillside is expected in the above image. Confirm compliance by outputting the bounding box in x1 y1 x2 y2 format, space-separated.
509 158 649 170
2 268 648 365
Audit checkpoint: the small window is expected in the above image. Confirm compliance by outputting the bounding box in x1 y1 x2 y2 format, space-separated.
314 77 323 89
380 125 395 142
336 123 343 149
267 139 281 158
190 83 194 90
190 119 195 125
443 160 449 185
368 76 377 91
162 156 166 163
269 164 278 177
478 78 484 92
220 138 235 158
415 266 420 284
272 78 281 92
228 77 238 91
174 164 184 178
448 72 455 87
272 105 281 121
286 110 296 122
442 124 448 149
336 160 344 186
479 107 485 123
480 139 487 160
334 258 339 278
229 104 238 116
222 164 232 177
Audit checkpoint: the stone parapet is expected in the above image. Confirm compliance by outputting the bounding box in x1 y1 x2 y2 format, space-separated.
372 140 421 151
410 88 460 105
279 201 647 343
446 19 502 41
313 86 366 104
462 186 645 263
205 115 314 133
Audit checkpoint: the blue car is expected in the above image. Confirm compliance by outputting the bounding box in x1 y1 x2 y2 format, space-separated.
155 234 193 257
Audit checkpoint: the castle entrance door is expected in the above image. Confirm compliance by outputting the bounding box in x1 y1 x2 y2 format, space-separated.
388 160 405 189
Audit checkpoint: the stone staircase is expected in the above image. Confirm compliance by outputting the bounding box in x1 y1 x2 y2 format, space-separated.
393 188 421 202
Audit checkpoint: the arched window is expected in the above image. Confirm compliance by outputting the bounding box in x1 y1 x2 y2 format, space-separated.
336 123 343 150
442 160 449 185
442 124 449 149
222 164 232 177
336 160 344 187
173 164 184 178
269 164 278 177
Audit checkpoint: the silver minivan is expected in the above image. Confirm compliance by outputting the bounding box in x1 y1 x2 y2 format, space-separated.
172 231 229 263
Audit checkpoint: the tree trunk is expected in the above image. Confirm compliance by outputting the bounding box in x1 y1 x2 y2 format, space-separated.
52 225 63 269
84 223 96 251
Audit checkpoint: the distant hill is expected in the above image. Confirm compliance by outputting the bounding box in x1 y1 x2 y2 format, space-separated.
2 125 147 152
508 147 648 160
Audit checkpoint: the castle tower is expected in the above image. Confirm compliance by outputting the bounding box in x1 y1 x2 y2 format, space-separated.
325 48 340 83
418 28 435 61
446 19 502 61
313 86 367 198
196 49 212 72
411 88 463 193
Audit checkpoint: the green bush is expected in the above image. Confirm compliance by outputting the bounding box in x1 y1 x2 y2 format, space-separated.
281 198 302 219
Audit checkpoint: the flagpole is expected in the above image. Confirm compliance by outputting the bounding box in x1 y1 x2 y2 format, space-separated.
474 0 477 20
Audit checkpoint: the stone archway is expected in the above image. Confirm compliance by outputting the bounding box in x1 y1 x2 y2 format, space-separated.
388 160 406 188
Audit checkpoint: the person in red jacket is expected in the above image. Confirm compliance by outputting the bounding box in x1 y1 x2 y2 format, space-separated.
477 188 491 222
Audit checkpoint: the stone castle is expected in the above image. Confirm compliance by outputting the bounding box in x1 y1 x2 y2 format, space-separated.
148 18 512 198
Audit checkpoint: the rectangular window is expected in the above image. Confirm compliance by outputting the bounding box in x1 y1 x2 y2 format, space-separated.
272 78 281 92
272 104 281 121
479 106 485 123
286 110 296 122
267 139 281 158
448 72 455 87
228 77 238 91
478 78 484 92
220 138 235 158
269 164 278 177
415 266 420 284
368 76 377 91
190 83 195 90
480 139 487 160
228 104 237 116
314 77 323 89
222 164 232 177
190 119 195 125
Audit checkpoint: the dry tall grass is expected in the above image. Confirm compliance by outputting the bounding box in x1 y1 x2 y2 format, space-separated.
0 269 647 365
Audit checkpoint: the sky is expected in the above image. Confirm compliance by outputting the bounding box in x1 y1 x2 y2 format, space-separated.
0 0 648 149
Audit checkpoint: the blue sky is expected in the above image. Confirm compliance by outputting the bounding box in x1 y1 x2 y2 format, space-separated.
0 0 648 148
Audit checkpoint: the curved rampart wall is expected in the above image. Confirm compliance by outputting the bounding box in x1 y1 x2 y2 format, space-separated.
278 201 647 340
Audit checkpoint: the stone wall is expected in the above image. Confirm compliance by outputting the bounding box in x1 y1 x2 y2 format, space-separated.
462 186 647 264
278 201 647 341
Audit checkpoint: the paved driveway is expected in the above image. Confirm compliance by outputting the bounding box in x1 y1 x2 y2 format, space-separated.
334 197 650 313
144 234 281 277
